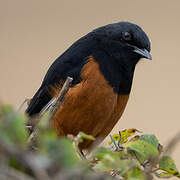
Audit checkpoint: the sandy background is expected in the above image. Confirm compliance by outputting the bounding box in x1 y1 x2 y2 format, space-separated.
0 0 180 177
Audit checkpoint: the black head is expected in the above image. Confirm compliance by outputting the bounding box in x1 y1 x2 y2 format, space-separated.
91 22 152 65
87 22 152 94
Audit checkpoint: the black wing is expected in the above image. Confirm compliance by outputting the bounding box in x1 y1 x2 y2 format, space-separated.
26 34 95 116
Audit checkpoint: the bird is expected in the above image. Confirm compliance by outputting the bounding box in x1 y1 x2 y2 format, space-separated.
26 21 152 150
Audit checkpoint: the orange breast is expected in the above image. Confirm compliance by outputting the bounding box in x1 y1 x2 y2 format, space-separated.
51 57 129 149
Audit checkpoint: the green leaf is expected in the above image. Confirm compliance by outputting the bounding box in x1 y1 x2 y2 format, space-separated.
155 171 174 178
159 156 180 178
140 134 159 148
123 139 159 163
93 161 114 172
123 167 147 180
93 147 128 161
108 128 139 146
0 105 28 147
9 157 27 173
92 147 141 175
39 135 79 168
78 132 95 141
93 147 114 159
92 147 123 171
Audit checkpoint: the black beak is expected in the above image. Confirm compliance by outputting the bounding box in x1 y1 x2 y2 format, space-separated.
133 47 152 60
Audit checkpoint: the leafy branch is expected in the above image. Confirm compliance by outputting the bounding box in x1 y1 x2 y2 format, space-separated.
0 77 180 180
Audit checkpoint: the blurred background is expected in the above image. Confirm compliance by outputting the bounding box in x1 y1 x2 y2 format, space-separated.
0 0 180 177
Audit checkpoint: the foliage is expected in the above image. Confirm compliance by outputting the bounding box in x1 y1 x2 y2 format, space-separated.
0 104 179 180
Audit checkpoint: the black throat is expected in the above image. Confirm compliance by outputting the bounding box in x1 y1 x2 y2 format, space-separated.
92 46 138 94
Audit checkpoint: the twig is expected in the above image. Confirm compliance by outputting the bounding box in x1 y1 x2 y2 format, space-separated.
27 77 73 150
18 98 31 112
164 131 180 155
0 165 35 180
26 125 33 131
111 170 120 177
110 135 119 151
76 146 86 160
129 149 144 167
0 136 50 180
27 116 42 150
27 128 39 151
68 134 86 160
117 131 123 149
48 76 73 121
151 168 160 173
120 163 136 176
40 97 56 116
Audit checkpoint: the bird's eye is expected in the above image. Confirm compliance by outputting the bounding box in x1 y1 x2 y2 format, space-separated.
123 32 132 41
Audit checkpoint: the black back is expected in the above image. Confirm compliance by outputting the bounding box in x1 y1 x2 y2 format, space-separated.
26 22 151 116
